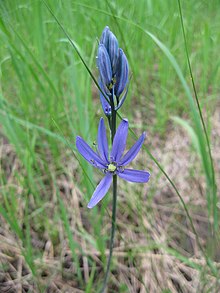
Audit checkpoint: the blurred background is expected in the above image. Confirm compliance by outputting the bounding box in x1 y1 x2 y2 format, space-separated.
0 0 220 292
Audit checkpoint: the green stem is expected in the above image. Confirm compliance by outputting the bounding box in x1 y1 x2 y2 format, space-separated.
101 175 117 292
100 93 117 292
111 107 117 142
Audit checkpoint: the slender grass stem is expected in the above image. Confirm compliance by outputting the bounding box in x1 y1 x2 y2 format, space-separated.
177 0 217 233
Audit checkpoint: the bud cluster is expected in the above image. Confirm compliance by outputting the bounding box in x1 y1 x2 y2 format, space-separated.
97 26 129 116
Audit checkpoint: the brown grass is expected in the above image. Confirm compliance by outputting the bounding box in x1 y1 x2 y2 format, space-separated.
0 110 220 292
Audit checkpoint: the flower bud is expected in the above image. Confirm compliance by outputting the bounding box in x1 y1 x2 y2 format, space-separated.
115 87 128 110
100 26 110 48
108 32 119 75
115 49 129 98
97 44 112 87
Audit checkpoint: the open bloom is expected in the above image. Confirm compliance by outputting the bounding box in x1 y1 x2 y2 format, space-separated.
76 118 150 208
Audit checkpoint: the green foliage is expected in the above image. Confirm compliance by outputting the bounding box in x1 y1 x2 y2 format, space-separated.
0 0 219 291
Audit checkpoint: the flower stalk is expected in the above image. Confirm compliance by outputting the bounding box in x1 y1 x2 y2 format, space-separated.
101 174 117 293
101 89 117 293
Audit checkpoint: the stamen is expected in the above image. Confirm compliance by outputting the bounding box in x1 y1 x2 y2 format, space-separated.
93 141 102 158
110 156 115 162
90 159 97 167
93 141 98 153
118 166 125 172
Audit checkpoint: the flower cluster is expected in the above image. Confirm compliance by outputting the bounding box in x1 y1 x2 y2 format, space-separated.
97 26 129 116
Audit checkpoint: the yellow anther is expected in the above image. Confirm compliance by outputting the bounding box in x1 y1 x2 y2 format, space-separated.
107 163 116 172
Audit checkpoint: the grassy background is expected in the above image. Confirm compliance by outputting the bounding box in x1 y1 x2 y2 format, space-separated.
0 0 219 292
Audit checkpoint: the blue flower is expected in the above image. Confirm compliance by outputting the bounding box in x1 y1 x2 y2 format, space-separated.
76 118 150 208
97 26 129 115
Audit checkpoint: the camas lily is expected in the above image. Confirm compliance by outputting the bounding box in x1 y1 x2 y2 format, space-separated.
76 118 150 208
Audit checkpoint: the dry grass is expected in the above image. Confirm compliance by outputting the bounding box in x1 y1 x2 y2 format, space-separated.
0 109 220 292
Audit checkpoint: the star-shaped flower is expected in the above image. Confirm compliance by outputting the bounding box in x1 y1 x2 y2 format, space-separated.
76 118 150 208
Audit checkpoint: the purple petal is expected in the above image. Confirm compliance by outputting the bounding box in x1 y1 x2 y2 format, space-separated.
97 118 109 163
111 119 128 162
87 174 113 208
119 132 146 166
117 169 150 183
76 136 106 169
